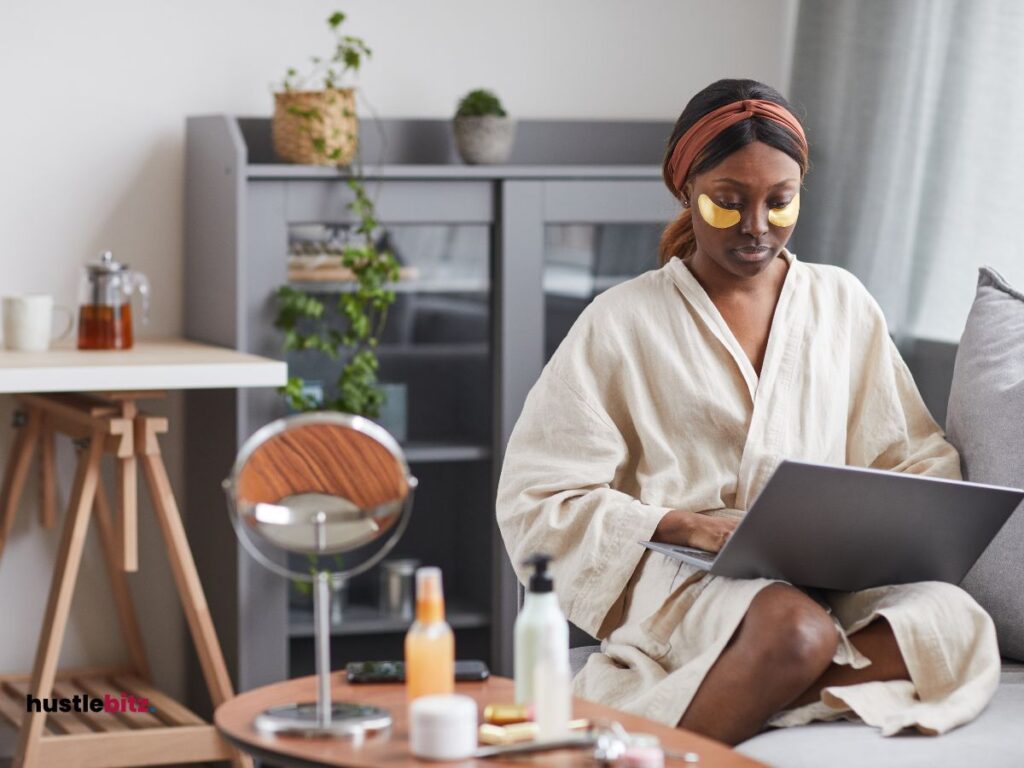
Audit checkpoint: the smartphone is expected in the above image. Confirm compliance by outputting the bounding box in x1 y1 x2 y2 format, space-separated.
345 659 490 683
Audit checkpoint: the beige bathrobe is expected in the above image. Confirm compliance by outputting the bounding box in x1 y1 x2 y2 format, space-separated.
496 250 1000 737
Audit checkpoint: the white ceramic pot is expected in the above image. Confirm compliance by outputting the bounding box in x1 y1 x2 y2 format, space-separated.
452 116 516 165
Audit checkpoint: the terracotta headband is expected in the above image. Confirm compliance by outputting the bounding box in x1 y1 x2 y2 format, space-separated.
667 98 809 197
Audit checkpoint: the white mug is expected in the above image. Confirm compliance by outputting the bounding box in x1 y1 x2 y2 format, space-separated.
1 295 74 352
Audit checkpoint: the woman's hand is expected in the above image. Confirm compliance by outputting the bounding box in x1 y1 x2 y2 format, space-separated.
653 509 739 553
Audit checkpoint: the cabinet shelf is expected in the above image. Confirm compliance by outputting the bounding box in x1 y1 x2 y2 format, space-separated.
289 276 488 294
249 163 662 181
288 601 490 638
401 441 490 463
289 344 488 361
374 343 489 359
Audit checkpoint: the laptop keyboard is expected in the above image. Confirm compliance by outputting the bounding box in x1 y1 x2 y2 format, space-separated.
673 546 717 563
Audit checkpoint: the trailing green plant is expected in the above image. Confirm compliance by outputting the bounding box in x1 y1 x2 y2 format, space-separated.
280 11 371 93
275 183 399 417
273 11 396 602
455 88 508 118
273 11 399 420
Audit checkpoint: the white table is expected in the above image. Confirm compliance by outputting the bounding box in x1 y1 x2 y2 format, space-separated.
0 338 284 768
0 338 285 393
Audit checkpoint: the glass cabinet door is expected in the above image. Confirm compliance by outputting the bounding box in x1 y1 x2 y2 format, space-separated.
267 179 497 674
493 177 677 671
543 222 663 361
286 221 492 447
535 180 677 361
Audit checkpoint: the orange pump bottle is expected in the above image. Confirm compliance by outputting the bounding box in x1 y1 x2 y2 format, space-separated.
404 567 454 701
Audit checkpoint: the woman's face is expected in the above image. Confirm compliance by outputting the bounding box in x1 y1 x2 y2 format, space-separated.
683 140 802 279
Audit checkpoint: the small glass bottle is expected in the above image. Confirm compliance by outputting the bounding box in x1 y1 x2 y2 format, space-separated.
404 567 454 701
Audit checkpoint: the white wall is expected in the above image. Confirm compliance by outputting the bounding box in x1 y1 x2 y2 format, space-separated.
0 0 797 732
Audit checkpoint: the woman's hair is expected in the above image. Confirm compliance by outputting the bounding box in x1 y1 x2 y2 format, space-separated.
658 79 809 266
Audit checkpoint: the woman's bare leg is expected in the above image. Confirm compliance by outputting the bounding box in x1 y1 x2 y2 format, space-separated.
786 616 910 709
677 583 838 746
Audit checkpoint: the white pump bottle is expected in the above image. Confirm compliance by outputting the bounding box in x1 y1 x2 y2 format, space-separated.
514 553 571 736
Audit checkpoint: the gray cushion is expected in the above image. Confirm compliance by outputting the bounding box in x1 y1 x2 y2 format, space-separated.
737 661 1024 767
947 267 1024 661
572 645 1023 765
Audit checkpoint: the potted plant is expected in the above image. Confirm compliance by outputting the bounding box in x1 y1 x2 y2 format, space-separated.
272 11 371 166
453 88 516 165
273 10 400 424
273 13 403 614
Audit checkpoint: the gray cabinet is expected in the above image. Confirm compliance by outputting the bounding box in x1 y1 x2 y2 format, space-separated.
183 115 675 714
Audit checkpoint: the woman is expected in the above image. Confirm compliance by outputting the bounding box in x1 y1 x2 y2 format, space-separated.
495 79 999 746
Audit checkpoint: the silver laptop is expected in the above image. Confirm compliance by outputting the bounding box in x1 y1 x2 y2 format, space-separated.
640 460 1024 592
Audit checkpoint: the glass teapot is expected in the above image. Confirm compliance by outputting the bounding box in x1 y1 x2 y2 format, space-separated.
77 251 150 350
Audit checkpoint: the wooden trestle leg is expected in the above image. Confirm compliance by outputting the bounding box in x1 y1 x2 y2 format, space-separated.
0 394 250 768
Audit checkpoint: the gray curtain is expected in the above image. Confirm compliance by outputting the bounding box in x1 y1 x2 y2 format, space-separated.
788 0 1024 341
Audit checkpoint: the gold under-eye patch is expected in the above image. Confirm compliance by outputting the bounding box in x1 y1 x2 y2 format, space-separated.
767 193 800 227
697 194 741 229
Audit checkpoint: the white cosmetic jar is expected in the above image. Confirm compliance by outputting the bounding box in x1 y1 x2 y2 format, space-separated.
409 694 478 760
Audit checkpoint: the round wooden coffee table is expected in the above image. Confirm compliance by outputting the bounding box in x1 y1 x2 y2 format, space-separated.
215 673 764 767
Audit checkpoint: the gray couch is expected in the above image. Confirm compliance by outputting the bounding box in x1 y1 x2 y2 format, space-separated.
738 661 1024 766
561 268 1024 767
564 650 1024 767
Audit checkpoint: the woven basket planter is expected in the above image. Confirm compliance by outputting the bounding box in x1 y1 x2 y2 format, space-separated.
272 88 358 166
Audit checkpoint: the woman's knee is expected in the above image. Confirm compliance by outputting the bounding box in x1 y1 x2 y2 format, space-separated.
741 584 838 674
